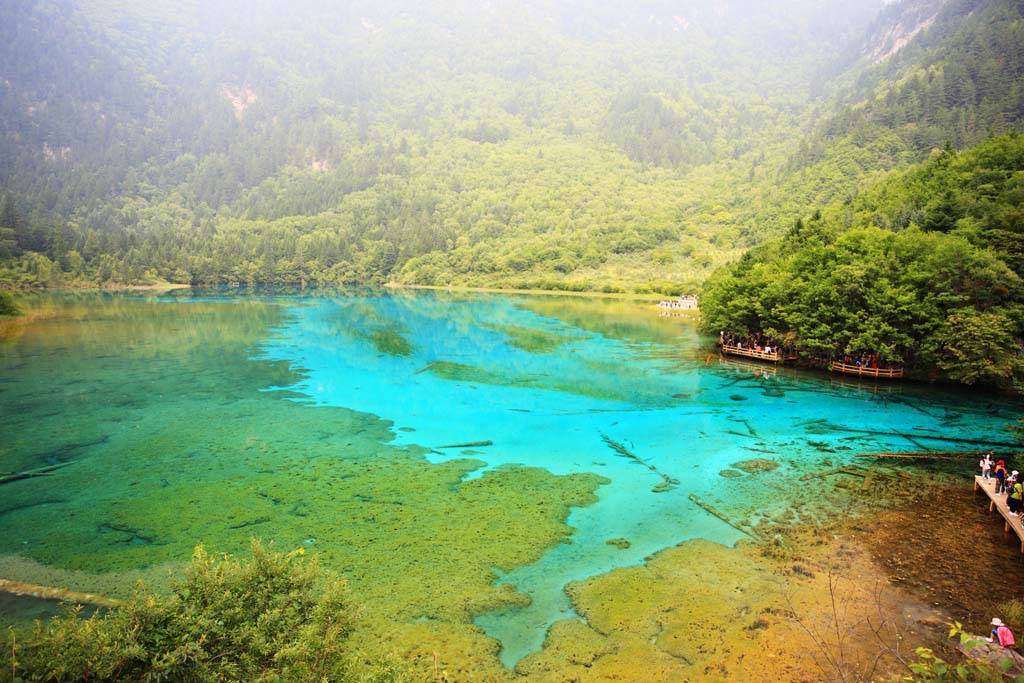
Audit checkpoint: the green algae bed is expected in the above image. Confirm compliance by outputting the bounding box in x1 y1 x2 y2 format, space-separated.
366 327 415 356
0 295 610 679
482 323 584 354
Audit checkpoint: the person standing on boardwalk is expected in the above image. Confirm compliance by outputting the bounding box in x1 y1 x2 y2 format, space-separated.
1009 476 1023 516
989 618 1016 647
981 452 994 481
995 460 1009 494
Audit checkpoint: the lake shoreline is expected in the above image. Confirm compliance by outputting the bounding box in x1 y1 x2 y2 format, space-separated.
387 281 684 305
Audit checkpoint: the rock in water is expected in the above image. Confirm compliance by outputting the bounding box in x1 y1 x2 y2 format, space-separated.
730 459 780 474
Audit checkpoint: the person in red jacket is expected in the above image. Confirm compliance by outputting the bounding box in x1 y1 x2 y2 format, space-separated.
995 460 1009 494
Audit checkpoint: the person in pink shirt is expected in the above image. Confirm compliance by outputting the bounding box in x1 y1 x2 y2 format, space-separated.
988 617 1016 647
981 452 994 481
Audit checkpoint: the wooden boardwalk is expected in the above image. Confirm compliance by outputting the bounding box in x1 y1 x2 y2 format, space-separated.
721 344 797 363
974 476 1024 553
722 344 779 362
829 361 904 379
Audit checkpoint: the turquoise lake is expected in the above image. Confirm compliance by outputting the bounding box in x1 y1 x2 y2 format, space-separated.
0 289 1019 667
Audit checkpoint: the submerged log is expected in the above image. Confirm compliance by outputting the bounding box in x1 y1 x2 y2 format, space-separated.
828 427 1018 448
599 433 679 490
861 465 877 491
838 465 870 478
0 461 73 486
436 440 494 449
688 493 760 542
800 468 843 481
857 451 987 460
799 465 871 481
0 579 120 608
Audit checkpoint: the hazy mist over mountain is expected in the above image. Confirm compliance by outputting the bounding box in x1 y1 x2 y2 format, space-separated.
1 0 1021 292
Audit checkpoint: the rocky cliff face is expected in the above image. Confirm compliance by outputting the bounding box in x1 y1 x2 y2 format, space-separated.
860 0 948 63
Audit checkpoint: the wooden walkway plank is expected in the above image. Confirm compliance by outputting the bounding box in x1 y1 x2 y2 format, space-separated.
829 361 904 379
974 476 1024 554
722 344 781 363
721 344 797 363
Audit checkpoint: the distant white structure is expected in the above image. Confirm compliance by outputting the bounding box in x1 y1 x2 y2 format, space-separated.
658 295 699 310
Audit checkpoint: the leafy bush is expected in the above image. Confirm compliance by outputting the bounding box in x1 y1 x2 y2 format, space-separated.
999 599 1024 629
906 623 1024 683
908 646 1022 683
2 540 413 683
0 290 18 316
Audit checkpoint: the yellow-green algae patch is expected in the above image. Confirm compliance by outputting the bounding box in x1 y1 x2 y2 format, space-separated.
0 294 609 682
5 392 606 612
482 323 584 354
413 358 638 405
2 391 607 681
365 327 414 356
418 359 654 404
419 360 513 385
517 530 935 683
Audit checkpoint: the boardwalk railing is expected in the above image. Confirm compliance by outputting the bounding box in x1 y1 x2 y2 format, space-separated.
722 344 781 363
829 361 904 379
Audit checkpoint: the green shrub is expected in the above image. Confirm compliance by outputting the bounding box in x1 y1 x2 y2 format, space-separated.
2 540 413 683
999 599 1024 628
905 623 1024 683
0 290 18 316
907 646 1022 682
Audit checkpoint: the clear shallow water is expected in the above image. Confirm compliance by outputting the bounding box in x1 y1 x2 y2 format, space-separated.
0 289 1019 666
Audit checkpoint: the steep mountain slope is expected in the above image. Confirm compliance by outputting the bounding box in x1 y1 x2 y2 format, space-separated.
2 0 1021 293
778 0 1024 213
0 0 881 290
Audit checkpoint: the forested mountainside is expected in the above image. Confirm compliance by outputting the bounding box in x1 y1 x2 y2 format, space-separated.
778 0 1024 213
702 132 1024 387
0 0 1021 293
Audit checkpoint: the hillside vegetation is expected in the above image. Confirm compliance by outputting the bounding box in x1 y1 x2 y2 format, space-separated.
778 0 1024 214
702 132 1024 387
4 0 1001 292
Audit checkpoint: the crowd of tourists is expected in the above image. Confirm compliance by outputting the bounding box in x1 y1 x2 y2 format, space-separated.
835 351 884 369
980 452 1024 513
719 331 785 355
